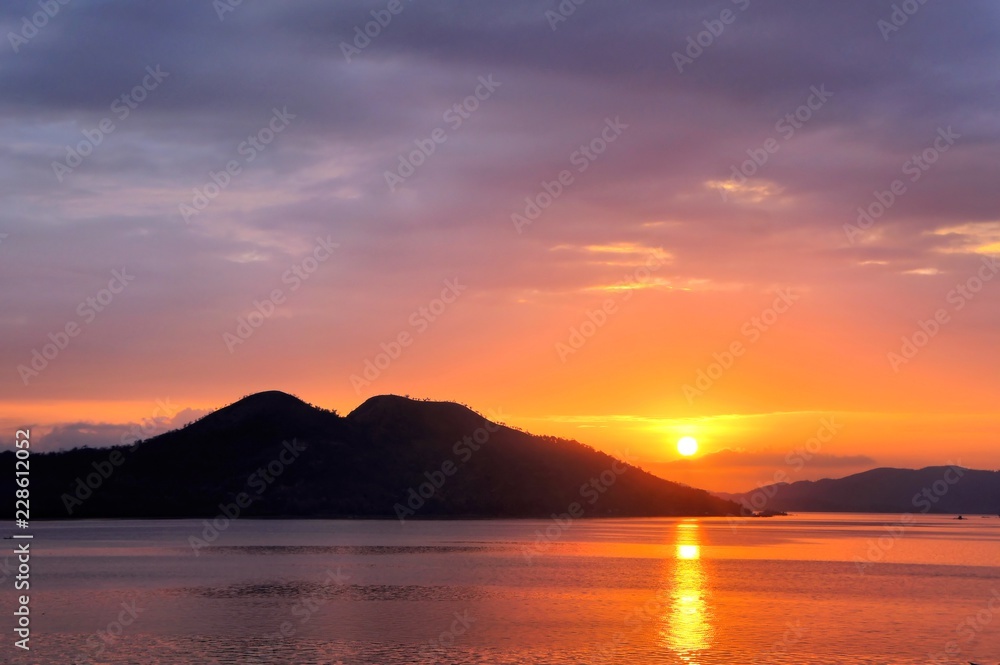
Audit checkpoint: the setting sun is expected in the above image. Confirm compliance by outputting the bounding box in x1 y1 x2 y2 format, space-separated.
6 4 1000 663
677 436 699 457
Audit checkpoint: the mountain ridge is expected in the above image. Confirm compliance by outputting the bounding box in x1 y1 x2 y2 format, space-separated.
3 391 738 519
721 464 1000 514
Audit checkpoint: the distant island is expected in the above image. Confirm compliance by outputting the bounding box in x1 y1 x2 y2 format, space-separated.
2 391 737 519
719 466 1000 515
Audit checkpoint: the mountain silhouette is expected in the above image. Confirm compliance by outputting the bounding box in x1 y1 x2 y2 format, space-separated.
723 466 1000 514
5 391 738 519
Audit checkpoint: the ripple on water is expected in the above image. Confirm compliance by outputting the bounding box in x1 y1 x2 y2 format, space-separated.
199 545 500 556
175 581 497 602
6 633 952 665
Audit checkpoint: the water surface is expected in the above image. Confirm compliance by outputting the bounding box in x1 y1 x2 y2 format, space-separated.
6 514 1000 664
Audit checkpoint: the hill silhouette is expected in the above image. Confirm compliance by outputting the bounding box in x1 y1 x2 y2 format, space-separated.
724 466 1000 514
3 391 737 519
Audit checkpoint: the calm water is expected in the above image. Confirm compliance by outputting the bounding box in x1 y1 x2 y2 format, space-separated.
5 515 1000 664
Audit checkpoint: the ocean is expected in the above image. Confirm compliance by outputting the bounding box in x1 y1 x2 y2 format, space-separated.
6 514 1000 664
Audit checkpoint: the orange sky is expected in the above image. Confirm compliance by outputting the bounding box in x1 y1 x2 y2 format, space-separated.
2 2 999 493
5 271 999 493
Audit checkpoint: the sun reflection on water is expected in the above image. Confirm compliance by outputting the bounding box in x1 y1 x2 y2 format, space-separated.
661 521 714 662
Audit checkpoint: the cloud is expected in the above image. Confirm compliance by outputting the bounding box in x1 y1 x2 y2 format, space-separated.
647 448 879 493
1 0 999 469
659 448 877 470
32 407 209 451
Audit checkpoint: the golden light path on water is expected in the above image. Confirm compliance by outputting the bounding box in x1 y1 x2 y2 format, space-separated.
661 521 714 662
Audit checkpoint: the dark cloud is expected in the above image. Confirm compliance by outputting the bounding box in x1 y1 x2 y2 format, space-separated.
1 0 998 416
660 448 877 470
648 448 879 493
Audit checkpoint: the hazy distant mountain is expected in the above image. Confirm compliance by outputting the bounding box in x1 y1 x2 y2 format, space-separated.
722 466 1000 514
3 391 737 519
648 447 877 494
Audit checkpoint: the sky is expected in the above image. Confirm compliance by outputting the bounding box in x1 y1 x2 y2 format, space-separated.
1 0 998 493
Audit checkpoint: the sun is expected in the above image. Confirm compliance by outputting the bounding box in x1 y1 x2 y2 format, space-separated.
677 436 699 457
